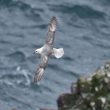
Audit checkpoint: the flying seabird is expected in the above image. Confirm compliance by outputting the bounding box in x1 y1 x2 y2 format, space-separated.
34 16 64 83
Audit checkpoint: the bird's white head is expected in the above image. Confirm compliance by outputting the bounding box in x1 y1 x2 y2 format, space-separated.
35 47 43 55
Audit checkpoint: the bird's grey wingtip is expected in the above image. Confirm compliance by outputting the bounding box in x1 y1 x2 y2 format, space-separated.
33 77 40 85
34 67 45 83
51 16 57 23
52 16 57 19
49 16 57 32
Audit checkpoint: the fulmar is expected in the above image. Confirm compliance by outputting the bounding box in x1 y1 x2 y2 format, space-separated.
34 16 64 83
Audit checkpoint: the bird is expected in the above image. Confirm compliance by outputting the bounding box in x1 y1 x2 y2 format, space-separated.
34 16 64 83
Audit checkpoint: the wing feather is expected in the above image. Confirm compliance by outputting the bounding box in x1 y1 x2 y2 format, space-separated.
34 55 49 83
45 16 57 45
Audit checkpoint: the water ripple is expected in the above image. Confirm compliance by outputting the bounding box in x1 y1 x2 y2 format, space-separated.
0 0 110 110
0 67 31 88
6 51 26 63
49 4 105 19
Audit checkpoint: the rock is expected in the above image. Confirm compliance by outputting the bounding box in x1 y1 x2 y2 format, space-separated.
57 93 81 110
57 61 110 110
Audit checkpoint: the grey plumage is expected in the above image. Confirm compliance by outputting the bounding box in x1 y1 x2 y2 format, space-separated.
46 16 57 45
34 16 64 83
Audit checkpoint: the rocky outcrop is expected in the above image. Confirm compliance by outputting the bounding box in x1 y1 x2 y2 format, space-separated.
57 61 110 110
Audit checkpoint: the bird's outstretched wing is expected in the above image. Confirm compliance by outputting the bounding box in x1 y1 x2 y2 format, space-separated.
34 55 49 83
45 16 57 45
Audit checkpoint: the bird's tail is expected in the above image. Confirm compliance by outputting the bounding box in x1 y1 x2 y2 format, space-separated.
34 67 45 83
49 16 57 32
52 48 64 58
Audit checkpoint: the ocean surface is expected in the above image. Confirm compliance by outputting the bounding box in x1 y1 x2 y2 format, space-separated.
0 0 110 110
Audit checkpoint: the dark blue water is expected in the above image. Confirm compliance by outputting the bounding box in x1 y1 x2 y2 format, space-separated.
0 0 110 110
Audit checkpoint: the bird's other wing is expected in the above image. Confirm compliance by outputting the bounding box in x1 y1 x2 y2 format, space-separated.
34 55 49 83
45 16 57 45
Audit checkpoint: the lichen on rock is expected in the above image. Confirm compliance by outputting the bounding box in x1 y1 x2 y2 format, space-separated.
57 61 110 110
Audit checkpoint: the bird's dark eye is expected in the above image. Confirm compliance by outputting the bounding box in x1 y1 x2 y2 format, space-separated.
35 50 38 53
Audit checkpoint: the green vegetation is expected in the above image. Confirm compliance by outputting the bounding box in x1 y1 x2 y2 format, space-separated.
57 61 110 110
